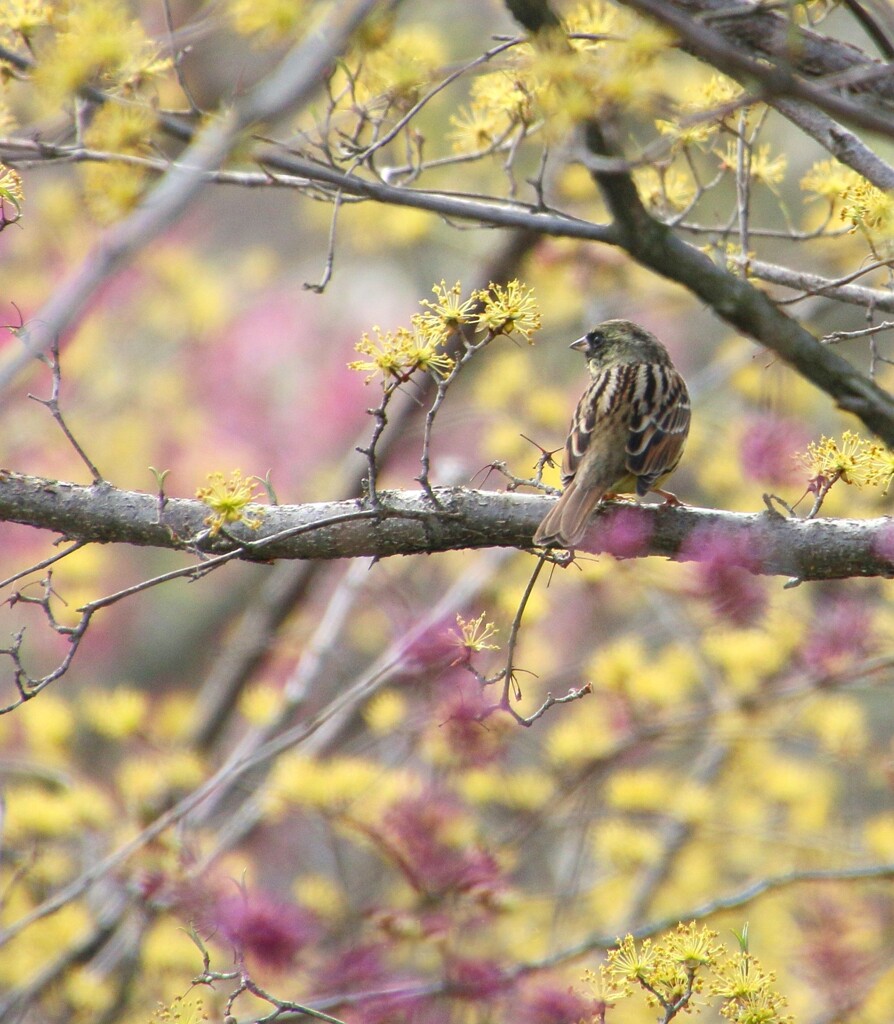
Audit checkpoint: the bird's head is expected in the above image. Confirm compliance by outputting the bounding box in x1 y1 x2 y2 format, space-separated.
571 319 671 369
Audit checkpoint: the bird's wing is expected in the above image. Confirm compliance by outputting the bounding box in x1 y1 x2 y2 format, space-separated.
561 363 637 485
625 363 691 492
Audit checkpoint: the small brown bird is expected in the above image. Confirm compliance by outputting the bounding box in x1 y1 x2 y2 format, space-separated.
533 319 691 549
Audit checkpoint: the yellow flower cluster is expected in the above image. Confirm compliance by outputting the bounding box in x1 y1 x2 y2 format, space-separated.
800 158 864 204
195 469 265 535
801 430 894 491
474 279 541 342
0 162 24 215
802 160 894 241
349 325 454 385
32 0 170 107
227 0 308 42
655 73 744 148
519 9 671 135
80 103 156 223
717 142 787 193
593 925 791 1022
449 71 534 154
839 179 894 236
349 279 540 386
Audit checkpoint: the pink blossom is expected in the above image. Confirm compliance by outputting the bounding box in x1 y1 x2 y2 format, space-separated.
385 790 504 896
873 521 894 562
396 617 462 677
682 527 767 625
586 505 653 558
446 957 509 1000
802 596 873 675
518 984 600 1024
359 990 451 1024
212 888 319 970
739 413 808 485
313 943 386 994
434 673 508 767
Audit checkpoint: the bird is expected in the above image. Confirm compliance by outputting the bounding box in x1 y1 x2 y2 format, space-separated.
533 319 691 549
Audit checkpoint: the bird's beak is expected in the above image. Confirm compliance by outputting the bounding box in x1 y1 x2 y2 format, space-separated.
569 336 588 351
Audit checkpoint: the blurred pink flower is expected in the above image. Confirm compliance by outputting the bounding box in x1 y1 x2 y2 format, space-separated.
396 616 463 677
446 957 509 1000
873 521 894 562
739 412 809 485
212 888 319 970
313 942 386 995
587 505 653 558
682 527 767 625
359 990 450 1024
802 596 873 675
434 673 508 767
518 984 600 1024
385 790 504 896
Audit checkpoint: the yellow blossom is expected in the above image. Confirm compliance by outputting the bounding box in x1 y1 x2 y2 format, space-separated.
348 324 453 384
607 934 657 983
196 469 264 534
606 767 671 812
593 819 661 870
293 873 346 919
712 951 792 1024
717 142 787 191
418 280 478 334
475 280 541 342
656 74 743 147
579 965 629 1006
664 922 723 970
546 697 623 765
800 430 883 487
80 161 147 223
349 24 446 105
0 0 51 41
800 158 863 203
143 916 210 971
228 0 308 41
470 71 534 126
19 693 74 758
81 685 148 738
65 967 115 1016
0 163 24 214
798 694 866 758
840 178 894 235
562 0 619 45
118 751 204 810
363 689 408 733
33 0 169 106
448 104 510 155
864 813 894 858
151 994 209 1024
450 611 500 654
238 682 281 725
634 165 696 213
83 101 156 153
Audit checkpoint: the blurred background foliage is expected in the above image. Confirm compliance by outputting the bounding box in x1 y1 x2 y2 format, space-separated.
1 0 894 1021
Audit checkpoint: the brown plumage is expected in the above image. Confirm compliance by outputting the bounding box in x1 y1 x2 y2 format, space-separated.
533 319 691 549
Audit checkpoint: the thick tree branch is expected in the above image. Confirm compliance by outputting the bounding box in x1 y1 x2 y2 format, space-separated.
618 0 894 137
1 472 892 581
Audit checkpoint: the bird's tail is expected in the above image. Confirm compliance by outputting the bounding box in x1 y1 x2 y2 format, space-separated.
532 480 604 548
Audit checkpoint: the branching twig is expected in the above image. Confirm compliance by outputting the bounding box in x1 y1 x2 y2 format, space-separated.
27 339 103 484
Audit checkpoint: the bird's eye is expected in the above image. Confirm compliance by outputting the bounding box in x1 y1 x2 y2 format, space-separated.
587 331 604 346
